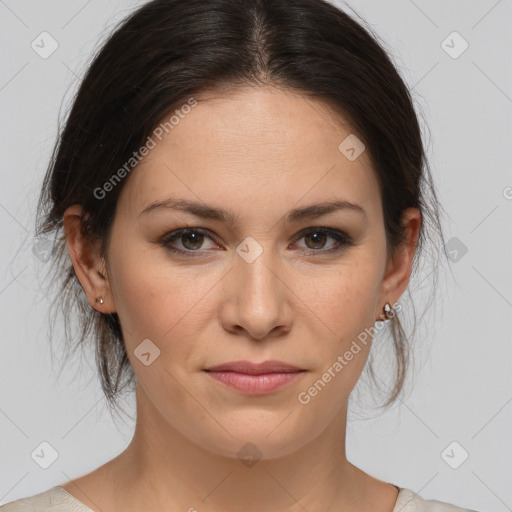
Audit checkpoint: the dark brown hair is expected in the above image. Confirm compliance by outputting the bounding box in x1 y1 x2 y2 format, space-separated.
36 0 447 417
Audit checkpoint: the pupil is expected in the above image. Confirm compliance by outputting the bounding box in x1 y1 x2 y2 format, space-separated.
184 232 203 249
307 232 326 249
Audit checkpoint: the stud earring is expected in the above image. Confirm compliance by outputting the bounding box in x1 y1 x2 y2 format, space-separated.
377 301 394 322
383 302 393 320
95 297 104 305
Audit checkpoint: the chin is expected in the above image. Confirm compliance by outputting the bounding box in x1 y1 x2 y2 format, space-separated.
186 416 317 462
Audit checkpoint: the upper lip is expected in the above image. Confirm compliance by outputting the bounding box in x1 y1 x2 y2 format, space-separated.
204 360 304 374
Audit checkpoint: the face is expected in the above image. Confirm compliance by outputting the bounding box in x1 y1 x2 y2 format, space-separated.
81 86 415 460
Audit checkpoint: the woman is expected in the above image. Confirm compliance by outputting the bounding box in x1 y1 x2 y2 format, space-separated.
0 0 480 510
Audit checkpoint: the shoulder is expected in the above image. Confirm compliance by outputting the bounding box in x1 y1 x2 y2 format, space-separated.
0 486 93 512
395 488 480 512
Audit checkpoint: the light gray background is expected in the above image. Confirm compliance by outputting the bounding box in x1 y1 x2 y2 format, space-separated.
0 1 511 510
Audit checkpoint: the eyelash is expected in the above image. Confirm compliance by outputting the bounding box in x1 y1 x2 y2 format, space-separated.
159 227 354 257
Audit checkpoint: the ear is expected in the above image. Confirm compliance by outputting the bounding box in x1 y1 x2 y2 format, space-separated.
63 204 115 313
377 207 422 314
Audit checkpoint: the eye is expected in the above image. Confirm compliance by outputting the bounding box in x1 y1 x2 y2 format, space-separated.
161 228 220 256
292 227 353 255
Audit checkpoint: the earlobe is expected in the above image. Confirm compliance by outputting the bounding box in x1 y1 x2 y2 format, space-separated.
62 204 115 313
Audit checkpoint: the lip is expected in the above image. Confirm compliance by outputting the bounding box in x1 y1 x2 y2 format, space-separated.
203 360 305 395
204 360 303 374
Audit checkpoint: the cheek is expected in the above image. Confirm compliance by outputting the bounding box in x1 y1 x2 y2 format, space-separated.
294 281 377 421
107 242 219 356
298 253 383 383
305 256 383 332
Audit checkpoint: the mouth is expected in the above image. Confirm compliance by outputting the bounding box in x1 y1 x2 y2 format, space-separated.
204 360 304 374
203 360 306 395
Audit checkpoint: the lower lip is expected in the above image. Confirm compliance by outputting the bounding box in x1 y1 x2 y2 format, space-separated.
204 371 304 395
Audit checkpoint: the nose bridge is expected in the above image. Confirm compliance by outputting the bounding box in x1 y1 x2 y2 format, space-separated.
227 235 290 336
235 236 282 304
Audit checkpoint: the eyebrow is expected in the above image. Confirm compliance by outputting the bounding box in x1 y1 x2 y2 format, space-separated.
138 197 366 224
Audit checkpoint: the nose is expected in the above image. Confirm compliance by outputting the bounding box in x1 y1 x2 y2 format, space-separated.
219 247 293 341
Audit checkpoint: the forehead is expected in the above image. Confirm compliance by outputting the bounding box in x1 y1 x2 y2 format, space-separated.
118 86 380 222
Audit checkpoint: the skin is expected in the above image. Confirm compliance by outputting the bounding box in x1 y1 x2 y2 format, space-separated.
61 85 421 512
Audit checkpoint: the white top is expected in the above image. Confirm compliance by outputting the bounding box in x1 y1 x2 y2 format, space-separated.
0 485 479 511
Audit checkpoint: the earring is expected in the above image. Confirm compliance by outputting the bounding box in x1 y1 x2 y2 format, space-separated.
95 297 104 305
377 301 394 321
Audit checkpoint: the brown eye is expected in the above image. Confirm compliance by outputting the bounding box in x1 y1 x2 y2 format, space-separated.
161 228 219 256
180 231 205 250
304 231 329 250
294 227 353 256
